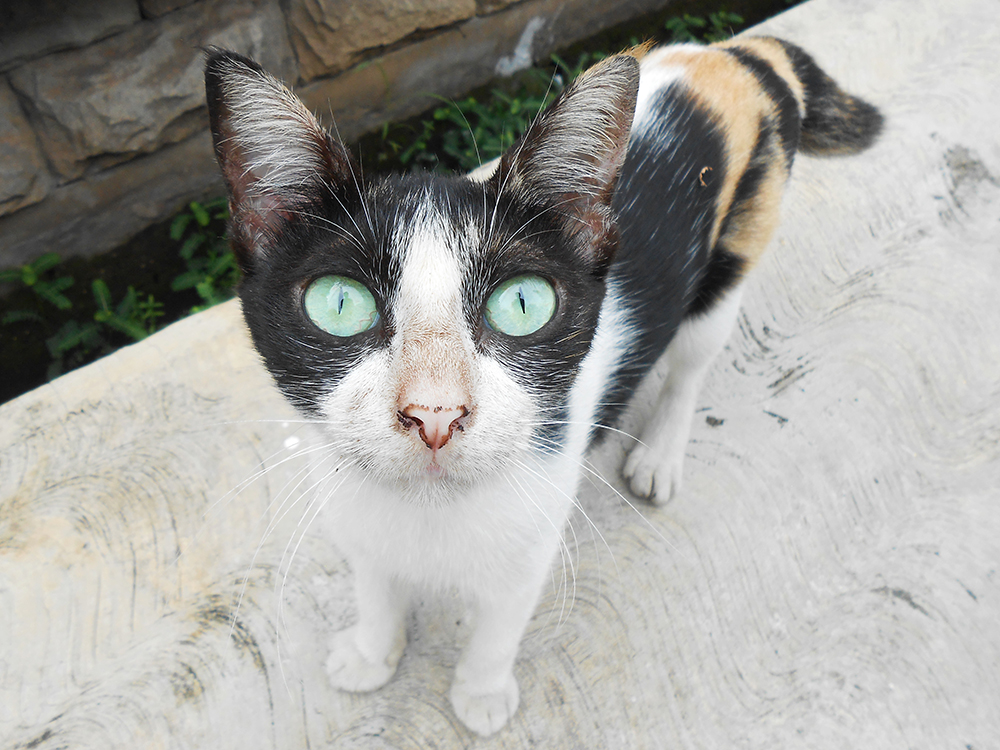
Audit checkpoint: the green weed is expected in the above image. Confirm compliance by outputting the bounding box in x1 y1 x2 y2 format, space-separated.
665 10 744 43
0 253 74 324
378 51 602 174
2 200 232 382
43 279 166 378
168 198 238 313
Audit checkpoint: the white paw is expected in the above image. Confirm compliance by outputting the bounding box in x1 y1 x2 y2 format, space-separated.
622 443 684 505
325 626 403 692
449 674 519 736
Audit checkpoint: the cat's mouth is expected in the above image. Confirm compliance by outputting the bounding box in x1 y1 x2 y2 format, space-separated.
423 461 447 480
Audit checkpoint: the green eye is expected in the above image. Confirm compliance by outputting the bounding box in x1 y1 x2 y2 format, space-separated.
303 275 379 337
484 275 557 336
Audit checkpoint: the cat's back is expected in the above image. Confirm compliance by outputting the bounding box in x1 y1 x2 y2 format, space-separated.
601 38 880 429
602 43 789 421
612 39 807 314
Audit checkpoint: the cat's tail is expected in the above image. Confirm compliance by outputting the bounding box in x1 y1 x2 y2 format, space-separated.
719 36 884 156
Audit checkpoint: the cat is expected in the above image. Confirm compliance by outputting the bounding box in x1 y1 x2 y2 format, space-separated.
204 37 881 736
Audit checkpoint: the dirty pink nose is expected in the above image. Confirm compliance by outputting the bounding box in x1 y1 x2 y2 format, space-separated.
398 404 469 451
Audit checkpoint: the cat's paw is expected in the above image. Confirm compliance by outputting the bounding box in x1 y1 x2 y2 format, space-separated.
622 443 684 505
449 674 519 737
325 626 403 692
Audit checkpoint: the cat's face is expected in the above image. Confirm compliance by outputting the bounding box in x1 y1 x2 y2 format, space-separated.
205 50 638 499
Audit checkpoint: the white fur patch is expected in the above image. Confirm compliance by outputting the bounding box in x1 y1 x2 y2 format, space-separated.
632 54 689 135
566 277 637 451
312 200 542 499
394 203 466 332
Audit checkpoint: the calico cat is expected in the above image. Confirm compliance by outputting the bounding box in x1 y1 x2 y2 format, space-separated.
205 38 881 735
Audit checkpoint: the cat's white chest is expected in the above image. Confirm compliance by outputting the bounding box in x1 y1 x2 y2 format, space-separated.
311 445 581 597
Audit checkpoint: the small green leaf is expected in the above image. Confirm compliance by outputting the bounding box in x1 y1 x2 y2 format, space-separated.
179 233 206 260
136 294 164 332
47 320 100 357
32 253 62 274
195 279 216 303
171 270 203 292
190 201 210 227
92 279 113 313
100 314 147 342
207 251 235 277
2 309 44 325
22 266 37 286
116 285 138 317
48 276 74 293
34 281 74 310
170 212 193 241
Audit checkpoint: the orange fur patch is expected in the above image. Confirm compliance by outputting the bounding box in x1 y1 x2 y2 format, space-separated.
643 42 804 271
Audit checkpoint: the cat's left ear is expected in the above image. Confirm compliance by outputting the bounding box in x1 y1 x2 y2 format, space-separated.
496 53 640 272
204 48 357 270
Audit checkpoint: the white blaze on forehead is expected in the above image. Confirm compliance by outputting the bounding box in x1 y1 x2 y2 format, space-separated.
394 202 467 330
392 201 476 410
632 48 691 132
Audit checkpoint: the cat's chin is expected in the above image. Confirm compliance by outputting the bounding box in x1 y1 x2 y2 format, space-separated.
395 474 465 507
383 457 489 506
358 443 498 491
422 462 447 480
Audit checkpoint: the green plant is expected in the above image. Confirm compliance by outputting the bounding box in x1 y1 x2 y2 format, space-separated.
665 10 744 43
379 51 603 174
44 319 104 378
93 280 164 339
1 200 233 387
168 198 238 313
42 279 164 378
0 253 75 324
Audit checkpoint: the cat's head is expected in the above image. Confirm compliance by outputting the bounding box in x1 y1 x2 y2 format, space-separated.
204 49 638 498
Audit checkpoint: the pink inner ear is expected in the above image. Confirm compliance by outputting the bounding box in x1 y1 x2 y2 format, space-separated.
223 151 299 256
219 136 296 236
244 192 295 234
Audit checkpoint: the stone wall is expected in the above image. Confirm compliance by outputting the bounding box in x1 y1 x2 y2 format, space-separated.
0 0 673 269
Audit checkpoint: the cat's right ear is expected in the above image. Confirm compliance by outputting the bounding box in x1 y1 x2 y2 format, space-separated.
493 53 640 273
204 49 356 270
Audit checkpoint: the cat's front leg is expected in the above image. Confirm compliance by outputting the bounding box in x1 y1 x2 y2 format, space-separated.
449 584 543 736
624 287 743 504
326 559 408 692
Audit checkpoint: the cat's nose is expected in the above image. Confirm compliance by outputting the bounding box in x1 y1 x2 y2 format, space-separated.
398 404 469 451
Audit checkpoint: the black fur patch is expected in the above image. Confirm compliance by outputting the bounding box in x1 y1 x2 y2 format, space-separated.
236 178 406 416
464 180 612 448
687 246 746 318
774 39 883 154
596 85 728 429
